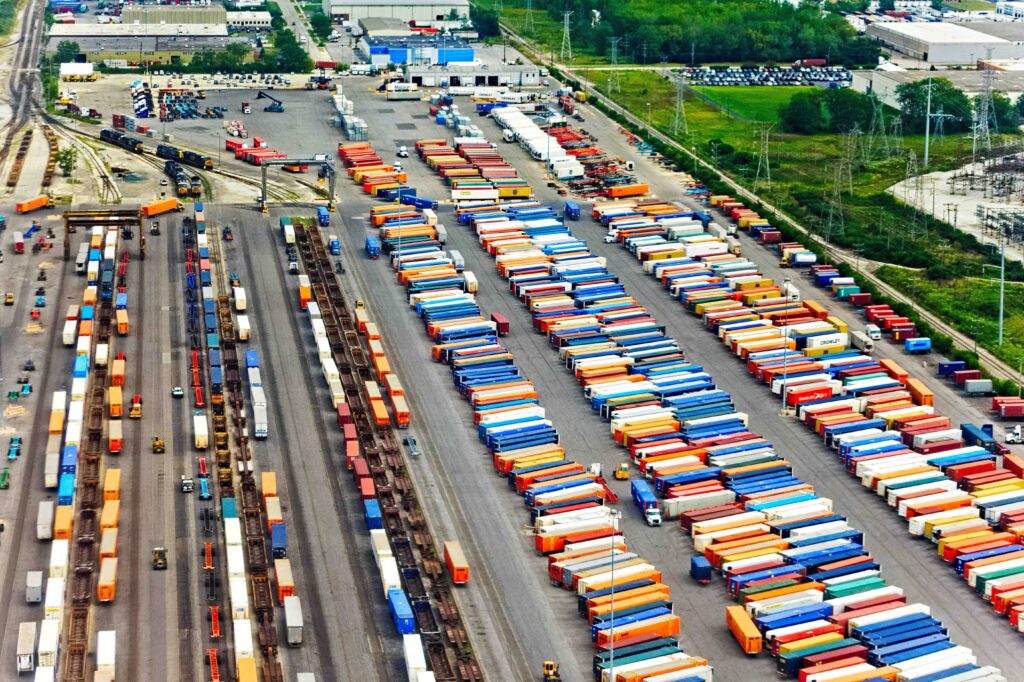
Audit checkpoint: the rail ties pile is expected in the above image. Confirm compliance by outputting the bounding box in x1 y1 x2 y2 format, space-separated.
360 192 715 680
425 169 1008 679
288 216 480 681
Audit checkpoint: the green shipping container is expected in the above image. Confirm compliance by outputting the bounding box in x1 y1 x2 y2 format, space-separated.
824 576 887 600
739 579 801 605
975 564 1024 595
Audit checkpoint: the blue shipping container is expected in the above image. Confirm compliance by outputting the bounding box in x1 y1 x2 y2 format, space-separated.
387 589 416 635
364 499 382 530
58 473 76 506
271 522 287 559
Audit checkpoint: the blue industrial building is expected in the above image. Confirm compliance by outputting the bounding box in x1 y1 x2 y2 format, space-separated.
358 35 473 67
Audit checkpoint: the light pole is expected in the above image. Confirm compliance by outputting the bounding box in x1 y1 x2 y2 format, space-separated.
608 509 622 675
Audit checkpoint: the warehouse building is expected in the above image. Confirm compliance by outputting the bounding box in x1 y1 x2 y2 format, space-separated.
357 17 413 37
323 0 468 23
358 35 473 66
852 68 1024 109
866 21 1024 64
47 22 229 38
120 4 228 25
403 62 542 87
227 11 273 30
46 35 254 66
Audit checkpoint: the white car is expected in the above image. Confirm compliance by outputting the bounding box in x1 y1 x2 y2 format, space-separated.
603 234 616 244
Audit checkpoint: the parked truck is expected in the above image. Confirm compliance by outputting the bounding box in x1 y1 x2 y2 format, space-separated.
37 500 54 540
16 621 35 673
631 479 662 526
26 571 43 603
141 198 182 217
329 235 341 255
15 196 52 214
365 236 380 259
284 595 303 646
193 412 208 449
317 206 330 227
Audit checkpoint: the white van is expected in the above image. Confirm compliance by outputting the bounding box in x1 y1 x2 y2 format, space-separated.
864 324 882 341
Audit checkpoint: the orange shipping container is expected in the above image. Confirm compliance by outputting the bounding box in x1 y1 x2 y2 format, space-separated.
15 195 51 214
443 541 470 585
726 605 762 654
391 394 410 428
879 358 909 383
48 411 65 435
906 377 934 407
595 613 679 648
142 198 182 217
371 400 390 426
79 320 94 337
368 338 386 358
373 354 391 382
54 505 74 540
108 386 123 418
116 309 129 335
262 471 277 499
97 557 118 602
274 558 295 604
100 499 120 531
103 468 121 501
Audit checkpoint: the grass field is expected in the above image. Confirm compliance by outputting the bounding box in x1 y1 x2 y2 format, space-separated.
692 86 815 122
943 0 996 10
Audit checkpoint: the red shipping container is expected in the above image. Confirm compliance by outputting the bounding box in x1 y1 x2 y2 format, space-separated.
952 369 982 385
336 403 352 427
345 441 360 469
359 477 375 499
352 458 369 483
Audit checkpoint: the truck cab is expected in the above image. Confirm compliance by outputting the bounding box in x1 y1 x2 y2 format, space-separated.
180 476 194 493
129 394 142 418
329 235 340 255
630 479 662 526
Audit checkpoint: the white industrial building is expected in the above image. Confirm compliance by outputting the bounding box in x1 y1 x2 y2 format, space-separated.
866 21 1024 64
48 22 229 38
226 11 272 30
322 0 469 23
852 68 1024 109
403 62 542 87
997 1 1024 18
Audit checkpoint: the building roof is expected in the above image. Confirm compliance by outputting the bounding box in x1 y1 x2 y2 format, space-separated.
48 35 250 52
358 17 412 34
364 34 469 49
49 22 228 37
861 67 1024 92
226 11 272 21
869 21 1010 44
404 62 538 74
336 0 467 5
962 20 1024 41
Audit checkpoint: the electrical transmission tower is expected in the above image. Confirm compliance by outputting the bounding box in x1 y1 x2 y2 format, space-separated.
863 95 889 163
523 0 534 35
904 149 925 237
754 123 773 193
824 162 845 249
671 82 687 136
607 36 622 94
494 0 503 17
560 11 574 63
975 65 997 158
841 127 861 194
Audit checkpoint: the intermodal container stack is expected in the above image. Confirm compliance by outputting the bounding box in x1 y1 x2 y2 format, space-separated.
367 207 715 679
443 193 1007 677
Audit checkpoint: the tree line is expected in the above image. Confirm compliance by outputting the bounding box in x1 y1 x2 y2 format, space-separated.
535 0 880 66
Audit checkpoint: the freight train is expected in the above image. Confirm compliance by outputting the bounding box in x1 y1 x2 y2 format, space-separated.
156 143 213 170
100 128 144 154
189 175 202 198
164 161 191 197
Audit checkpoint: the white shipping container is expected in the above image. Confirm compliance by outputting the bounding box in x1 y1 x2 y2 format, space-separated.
307 302 321 320
317 337 332 361
329 379 345 407
227 545 246 578
49 539 69 579
76 336 91 358
71 377 87 400
284 595 303 646
233 287 247 311
229 576 249 620
311 318 327 340
379 556 401 597
37 620 60 668
44 454 60 488
65 420 82 448
37 501 55 540
233 619 254 661
224 518 242 547
95 343 109 368
62 320 78 346
370 529 392 569
250 386 267 408
237 315 251 341
44 577 65 620
96 630 115 675
404 635 427 682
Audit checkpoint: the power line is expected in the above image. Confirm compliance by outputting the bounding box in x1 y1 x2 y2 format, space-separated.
560 11 573 63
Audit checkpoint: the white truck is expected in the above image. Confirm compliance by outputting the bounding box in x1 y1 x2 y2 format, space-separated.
193 413 209 449
37 501 54 540
17 621 36 673
284 595 304 646
233 286 247 312
96 630 115 677
237 315 251 341
26 571 43 603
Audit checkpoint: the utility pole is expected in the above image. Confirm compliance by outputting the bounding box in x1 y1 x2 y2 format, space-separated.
607 36 621 94
924 78 933 167
560 11 573 63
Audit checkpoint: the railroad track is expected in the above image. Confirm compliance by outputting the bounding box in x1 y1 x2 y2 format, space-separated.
0 0 44 175
42 114 121 203
292 220 483 682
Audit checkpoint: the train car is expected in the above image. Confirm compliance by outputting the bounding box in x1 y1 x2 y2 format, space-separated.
156 144 183 161
190 176 203 198
101 128 144 153
183 150 214 170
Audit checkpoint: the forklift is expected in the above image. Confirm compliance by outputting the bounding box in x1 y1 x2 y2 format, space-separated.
180 475 195 493
256 90 285 113
152 435 165 453
542 661 561 681
152 547 168 570
613 462 630 480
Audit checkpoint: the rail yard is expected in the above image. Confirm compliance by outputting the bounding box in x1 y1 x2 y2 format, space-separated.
1 39 1024 682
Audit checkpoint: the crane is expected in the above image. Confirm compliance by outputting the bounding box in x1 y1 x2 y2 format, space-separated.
256 90 284 113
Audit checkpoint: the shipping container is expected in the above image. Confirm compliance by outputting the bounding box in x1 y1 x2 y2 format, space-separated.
444 541 470 585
